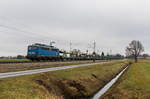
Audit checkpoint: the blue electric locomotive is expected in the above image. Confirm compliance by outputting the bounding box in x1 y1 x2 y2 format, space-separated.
26 43 61 61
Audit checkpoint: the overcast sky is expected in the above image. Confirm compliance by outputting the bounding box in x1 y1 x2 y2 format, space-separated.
0 0 150 56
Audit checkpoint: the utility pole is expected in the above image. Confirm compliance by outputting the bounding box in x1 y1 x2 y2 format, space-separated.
110 49 112 61
70 41 72 52
93 41 96 53
93 41 96 62
110 50 112 55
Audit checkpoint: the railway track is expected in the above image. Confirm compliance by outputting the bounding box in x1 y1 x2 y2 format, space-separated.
0 60 100 64
0 61 32 64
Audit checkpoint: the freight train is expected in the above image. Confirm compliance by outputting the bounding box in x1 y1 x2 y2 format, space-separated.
26 43 124 61
26 43 100 61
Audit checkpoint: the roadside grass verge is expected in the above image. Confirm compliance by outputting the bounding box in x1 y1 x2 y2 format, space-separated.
102 60 150 99
0 60 129 99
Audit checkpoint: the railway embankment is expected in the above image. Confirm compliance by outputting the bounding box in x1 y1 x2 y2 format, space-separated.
0 60 129 99
0 60 104 73
101 60 150 99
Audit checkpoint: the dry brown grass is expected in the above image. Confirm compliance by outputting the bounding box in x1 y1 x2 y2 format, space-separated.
102 60 150 99
0 60 129 99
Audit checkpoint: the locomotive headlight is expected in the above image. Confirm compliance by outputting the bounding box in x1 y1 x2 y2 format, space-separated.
28 52 35 55
32 52 35 54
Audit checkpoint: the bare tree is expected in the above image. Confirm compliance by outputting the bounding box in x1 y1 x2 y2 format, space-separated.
126 40 144 62
101 52 105 60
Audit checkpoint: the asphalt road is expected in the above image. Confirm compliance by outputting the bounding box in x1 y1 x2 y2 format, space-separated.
0 62 107 79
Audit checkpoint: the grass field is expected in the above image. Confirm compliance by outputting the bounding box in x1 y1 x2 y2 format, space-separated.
0 59 30 62
102 60 150 99
0 60 129 99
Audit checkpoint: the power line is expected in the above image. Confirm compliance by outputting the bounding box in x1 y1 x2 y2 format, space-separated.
0 16 52 39
0 24 53 40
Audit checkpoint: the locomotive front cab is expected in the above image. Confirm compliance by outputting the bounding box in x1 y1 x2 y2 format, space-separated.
27 45 39 56
26 45 40 61
27 43 61 61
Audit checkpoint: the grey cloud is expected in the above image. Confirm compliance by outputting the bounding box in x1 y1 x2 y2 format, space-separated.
0 0 150 56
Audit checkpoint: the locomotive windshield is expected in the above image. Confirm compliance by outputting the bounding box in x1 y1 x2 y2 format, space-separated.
41 47 49 51
28 46 37 50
